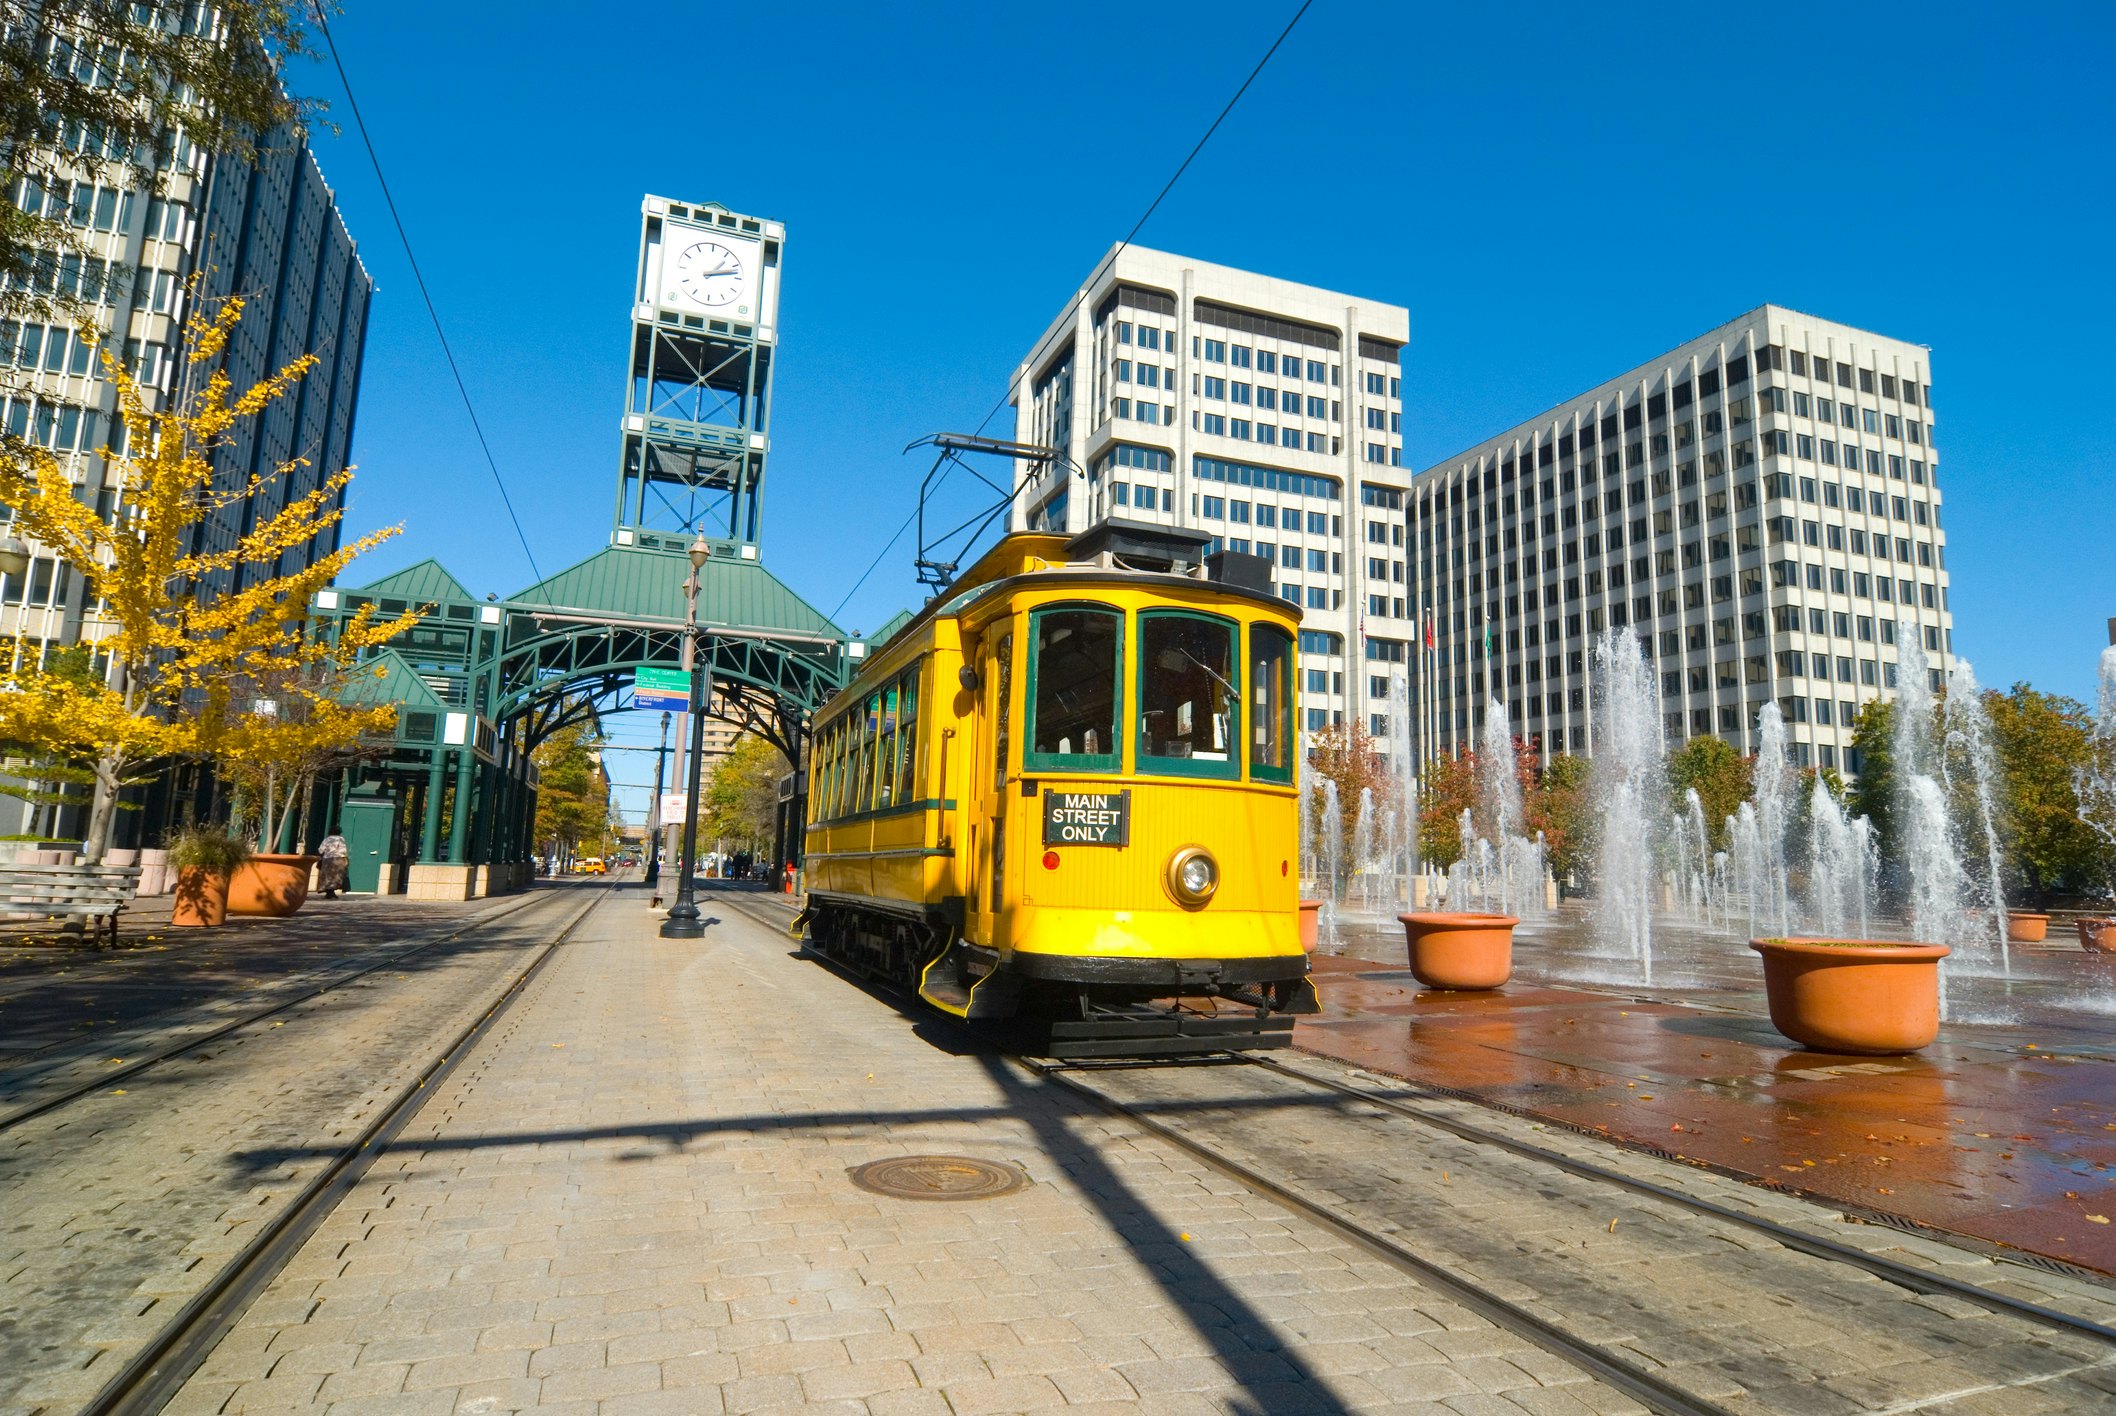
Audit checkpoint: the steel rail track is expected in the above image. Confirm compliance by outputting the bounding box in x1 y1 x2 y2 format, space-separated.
76 881 614 1416
737 885 2116 1352
0 886 568 1134
1237 1053 2116 1347
1019 1054 1739 1416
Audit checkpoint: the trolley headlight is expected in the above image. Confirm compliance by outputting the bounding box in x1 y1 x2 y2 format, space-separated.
1166 846 1219 908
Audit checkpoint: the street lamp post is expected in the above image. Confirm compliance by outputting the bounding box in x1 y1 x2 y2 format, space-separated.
642 710 669 893
660 533 713 939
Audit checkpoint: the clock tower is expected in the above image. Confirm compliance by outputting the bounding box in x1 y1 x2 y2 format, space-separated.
613 196 784 553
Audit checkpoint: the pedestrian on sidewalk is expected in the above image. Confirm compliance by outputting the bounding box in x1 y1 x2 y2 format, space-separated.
316 829 349 899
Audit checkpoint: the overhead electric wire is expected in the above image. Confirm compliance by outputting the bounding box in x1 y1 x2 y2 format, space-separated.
972 0 1314 440
311 8 544 584
826 0 1316 623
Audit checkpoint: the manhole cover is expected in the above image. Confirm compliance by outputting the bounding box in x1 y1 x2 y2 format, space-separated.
848 1155 1028 1201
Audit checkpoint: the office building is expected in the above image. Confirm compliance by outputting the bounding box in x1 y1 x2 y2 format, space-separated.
1411 305 1952 774
1010 246 1411 739
0 119 372 835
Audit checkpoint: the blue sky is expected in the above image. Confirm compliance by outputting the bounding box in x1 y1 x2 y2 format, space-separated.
301 2 2114 803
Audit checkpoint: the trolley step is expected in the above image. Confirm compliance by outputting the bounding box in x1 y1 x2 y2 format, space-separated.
1027 1011 1296 1060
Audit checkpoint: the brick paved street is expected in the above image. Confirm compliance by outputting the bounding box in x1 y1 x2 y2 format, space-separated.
0 889 552 1119
0 885 594 1415
167 886 1652 1416
1083 1055 2116 1414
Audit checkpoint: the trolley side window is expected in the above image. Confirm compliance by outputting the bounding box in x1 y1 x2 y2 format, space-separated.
829 717 852 820
1249 622 1295 783
992 631 1013 792
876 684 901 808
1026 605 1121 774
894 667 920 805
1136 611 1240 780
812 718 836 820
854 691 883 813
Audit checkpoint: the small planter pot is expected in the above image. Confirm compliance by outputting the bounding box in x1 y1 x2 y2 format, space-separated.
227 854 318 918
1750 938 1950 1055
2005 912 2050 944
2080 918 2116 954
172 867 231 927
1297 899 1323 952
1399 912 1517 990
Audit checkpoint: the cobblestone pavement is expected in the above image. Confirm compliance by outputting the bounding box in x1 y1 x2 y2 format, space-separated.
1080 1054 2116 1414
0 884 595 1415
0 889 552 1109
166 887 1653 1416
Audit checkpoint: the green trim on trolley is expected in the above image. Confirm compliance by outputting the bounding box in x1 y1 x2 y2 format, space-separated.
1134 608 1243 782
805 797 958 829
1023 602 1124 777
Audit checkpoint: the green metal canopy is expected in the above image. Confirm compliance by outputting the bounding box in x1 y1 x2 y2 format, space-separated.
351 558 476 605
507 542 842 639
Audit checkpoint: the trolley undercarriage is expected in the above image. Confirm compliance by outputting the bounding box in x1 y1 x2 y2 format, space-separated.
798 892 1315 1059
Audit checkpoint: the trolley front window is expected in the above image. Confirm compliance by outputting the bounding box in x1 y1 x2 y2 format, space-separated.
1249 622 1294 783
1027 605 1122 773
1137 611 1240 780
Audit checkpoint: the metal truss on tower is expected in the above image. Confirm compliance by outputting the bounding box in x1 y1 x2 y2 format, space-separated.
614 197 783 554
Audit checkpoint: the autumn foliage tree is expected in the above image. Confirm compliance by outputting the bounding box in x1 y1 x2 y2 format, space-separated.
702 735 790 854
1987 682 2115 901
1529 753 1593 881
531 720 609 866
0 298 413 857
1665 735 1753 851
1305 720 1392 871
1417 752 1475 868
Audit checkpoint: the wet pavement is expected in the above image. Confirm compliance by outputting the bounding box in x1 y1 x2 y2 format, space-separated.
1296 906 2116 1277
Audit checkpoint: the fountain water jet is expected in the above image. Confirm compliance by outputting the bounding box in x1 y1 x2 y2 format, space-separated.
1588 628 1665 980
1942 657 2010 962
2077 646 2116 856
1749 703 1796 939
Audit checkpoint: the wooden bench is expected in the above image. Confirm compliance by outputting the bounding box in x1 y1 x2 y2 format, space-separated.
0 863 142 944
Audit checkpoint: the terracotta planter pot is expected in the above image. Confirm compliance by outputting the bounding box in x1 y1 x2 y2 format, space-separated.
2080 918 2116 954
1750 938 1950 1055
2005 912 2050 944
1298 899 1322 952
1399 912 1517 990
172 867 230 927
227 854 318 917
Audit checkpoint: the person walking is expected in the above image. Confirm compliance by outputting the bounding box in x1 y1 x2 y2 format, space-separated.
317 829 350 899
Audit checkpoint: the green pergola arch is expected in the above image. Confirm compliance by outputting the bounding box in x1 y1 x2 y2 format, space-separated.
312 542 869 878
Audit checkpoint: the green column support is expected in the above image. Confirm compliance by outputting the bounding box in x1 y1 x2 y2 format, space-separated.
420 752 446 863
446 747 473 863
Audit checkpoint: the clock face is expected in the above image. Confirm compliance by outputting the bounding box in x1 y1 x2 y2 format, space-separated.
672 239 744 308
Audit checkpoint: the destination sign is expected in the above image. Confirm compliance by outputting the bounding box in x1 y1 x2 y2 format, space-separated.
1043 789 1131 847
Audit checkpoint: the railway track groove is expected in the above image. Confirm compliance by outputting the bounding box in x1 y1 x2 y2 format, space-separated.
735 883 2116 1410
1245 1052 2116 1343
75 881 610 1416
0 886 557 1134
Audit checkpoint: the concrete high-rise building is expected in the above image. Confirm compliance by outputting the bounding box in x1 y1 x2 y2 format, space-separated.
1410 305 1952 776
0 120 372 837
1010 246 1410 740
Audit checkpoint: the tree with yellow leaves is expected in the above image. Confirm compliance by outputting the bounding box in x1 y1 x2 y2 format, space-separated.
213 656 398 853
0 296 415 858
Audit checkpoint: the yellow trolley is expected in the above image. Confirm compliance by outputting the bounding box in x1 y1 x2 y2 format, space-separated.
799 523 1315 1056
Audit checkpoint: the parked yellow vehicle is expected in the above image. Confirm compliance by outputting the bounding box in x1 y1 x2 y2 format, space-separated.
579 857 607 876
799 524 1313 1055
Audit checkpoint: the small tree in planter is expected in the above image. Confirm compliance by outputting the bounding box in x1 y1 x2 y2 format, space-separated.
210 659 398 856
167 826 251 927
